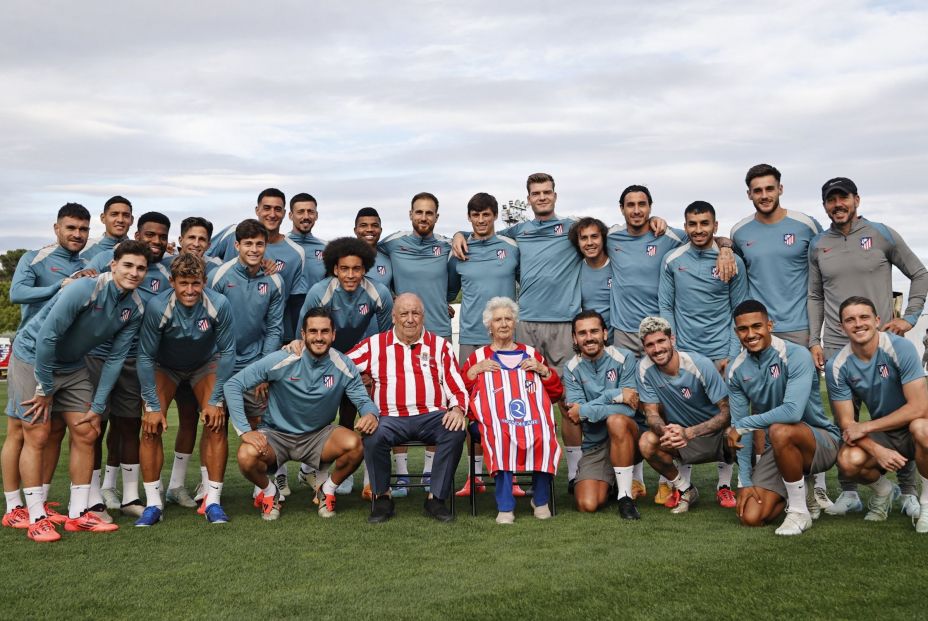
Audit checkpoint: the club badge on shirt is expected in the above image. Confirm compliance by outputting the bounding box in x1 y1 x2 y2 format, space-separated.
258 282 268 296
554 224 563 235
377 265 386 275
606 369 617 383
680 387 692 399
120 308 132 322
769 363 780 379
358 303 369 315
783 233 795 246
496 249 507 260
432 246 442 256
197 319 210 332
315 250 323 259
646 244 657 257
274 259 286 270
151 279 160 292
860 237 872 251
878 363 889 379
711 267 721 280
323 374 334 388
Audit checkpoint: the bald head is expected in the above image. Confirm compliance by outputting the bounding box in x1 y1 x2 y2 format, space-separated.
393 293 425 344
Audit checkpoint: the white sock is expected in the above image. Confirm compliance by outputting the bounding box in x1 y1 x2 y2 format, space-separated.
88 469 104 508
474 455 484 477
102 465 118 489
394 453 409 477
717 462 733 489
143 480 163 508
659 475 669 485
784 477 808 514
322 476 337 496
262 480 277 498
199 465 209 490
300 463 314 476
565 446 582 480
363 468 370 487
24 487 45 523
869 475 893 497
41 483 50 502
4 490 23 513
205 480 223 506
632 461 644 483
168 452 191 490
678 464 692 489
121 464 140 504
920 475 928 504
614 466 634 499
423 450 435 475
68 483 91 518
814 472 827 489
275 463 288 478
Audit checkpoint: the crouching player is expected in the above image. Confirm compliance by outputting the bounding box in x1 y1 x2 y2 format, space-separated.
727 300 841 536
136 253 236 526
827 296 928 532
637 317 734 514
226 308 375 520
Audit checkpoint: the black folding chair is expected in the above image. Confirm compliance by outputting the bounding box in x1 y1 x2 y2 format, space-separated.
371 440 455 515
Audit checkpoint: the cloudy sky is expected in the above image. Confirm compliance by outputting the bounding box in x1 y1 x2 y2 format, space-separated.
2 0 926 265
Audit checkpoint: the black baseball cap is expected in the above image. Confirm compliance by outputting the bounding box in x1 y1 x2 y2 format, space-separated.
822 177 858 201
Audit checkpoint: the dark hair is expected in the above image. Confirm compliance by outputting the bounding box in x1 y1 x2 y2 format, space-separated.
568 218 608 254
619 185 653 207
290 193 317 208
57 202 91 221
235 218 269 242
839 296 878 320
526 172 555 191
466 192 499 217
745 164 782 187
733 299 769 320
169 252 205 280
302 306 335 330
113 239 152 265
411 192 439 210
323 237 375 276
355 207 381 225
103 196 132 214
684 201 715 219
257 188 286 204
571 309 607 334
180 216 213 239
137 211 171 230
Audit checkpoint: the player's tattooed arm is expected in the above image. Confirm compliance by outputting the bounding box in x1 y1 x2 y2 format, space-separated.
683 398 731 440
643 402 666 437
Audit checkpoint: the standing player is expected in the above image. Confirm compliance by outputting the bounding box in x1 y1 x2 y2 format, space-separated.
562 311 642 519
826 296 928 532
81 196 133 261
4 203 91 529
355 207 393 291
637 317 734 514
286 193 327 340
228 308 377 520
209 219 285 497
727 300 841 535
569 218 612 339
730 164 832 508
6 241 151 541
658 201 746 506
809 177 928 515
135 253 236 526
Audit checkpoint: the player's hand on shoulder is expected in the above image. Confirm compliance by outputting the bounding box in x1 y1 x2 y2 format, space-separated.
881 318 913 335
648 216 668 237
283 339 304 356
451 232 469 260
262 258 281 275
714 245 737 282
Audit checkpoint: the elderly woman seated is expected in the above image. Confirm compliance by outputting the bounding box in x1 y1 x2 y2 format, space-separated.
461 297 563 524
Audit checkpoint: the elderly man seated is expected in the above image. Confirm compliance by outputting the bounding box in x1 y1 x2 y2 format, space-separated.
348 293 469 523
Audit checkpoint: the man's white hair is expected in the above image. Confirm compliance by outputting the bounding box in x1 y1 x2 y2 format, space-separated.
482 296 519 332
638 316 672 341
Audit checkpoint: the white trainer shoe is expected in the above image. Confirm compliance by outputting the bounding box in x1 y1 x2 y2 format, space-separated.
915 502 928 534
864 490 894 522
824 491 863 515
101 487 121 511
495 511 515 524
900 493 920 518
775 510 813 536
276 473 291 498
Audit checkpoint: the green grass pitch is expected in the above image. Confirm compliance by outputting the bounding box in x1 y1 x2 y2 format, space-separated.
1 381 926 620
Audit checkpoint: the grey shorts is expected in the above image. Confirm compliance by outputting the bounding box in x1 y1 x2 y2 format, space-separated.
261 425 336 470
158 356 218 390
6 355 92 420
612 330 643 358
678 430 733 465
458 343 485 365
774 330 810 348
752 425 839 497
516 321 573 370
86 356 142 419
577 442 613 483
869 427 916 461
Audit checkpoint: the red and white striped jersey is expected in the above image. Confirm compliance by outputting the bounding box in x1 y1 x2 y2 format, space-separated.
348 329 468 417
463 345 562 475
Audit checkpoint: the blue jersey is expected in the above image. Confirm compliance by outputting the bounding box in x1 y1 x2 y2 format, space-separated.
367 250 393 290
136 289 236 412
207 225 305 298
447 234 519 345
12 273 144 414
580 260 612 329
300 276 393 353
10 244 87 330
637 351 729 428
825 332 926 420
224 348 378 436
606 226 685 333
208 259 285 370
498 216 581 322
730 211 822 332
659 243 748 360
379 231 454 338
562 346 638 451
728 337 840 486
81 235 125 261
287 231 327 295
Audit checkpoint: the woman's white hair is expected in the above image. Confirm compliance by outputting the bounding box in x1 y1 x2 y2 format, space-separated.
482 296 519 332
638 315 672 341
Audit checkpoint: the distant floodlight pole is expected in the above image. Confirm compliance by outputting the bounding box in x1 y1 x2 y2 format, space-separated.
502 199 529 227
